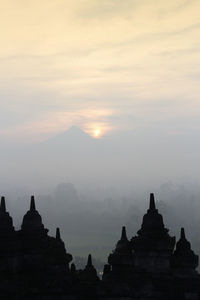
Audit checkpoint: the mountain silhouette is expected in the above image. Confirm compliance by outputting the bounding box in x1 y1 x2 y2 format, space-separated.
45 126 93 146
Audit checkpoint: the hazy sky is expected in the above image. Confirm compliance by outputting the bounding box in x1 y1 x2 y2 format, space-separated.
0 0 200 142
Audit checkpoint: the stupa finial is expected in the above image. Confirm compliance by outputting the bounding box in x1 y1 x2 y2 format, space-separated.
149 193 156 210
181 227 186 239
30 195 36 211
87 254 92 267
0 196 6 213
121 226 127 240
56 227 61 240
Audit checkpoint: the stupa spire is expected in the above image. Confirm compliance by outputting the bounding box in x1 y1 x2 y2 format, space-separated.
0 196 6 213
56 227 61 240
87 254 92 267
121 226 127 240
30 195 36 211
149 193 156 210
180 227 185 239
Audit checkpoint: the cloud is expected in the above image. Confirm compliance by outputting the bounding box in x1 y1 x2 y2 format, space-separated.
77 0 139 20
0 0 200 143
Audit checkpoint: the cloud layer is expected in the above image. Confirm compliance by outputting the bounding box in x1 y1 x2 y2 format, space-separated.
0 0 200 142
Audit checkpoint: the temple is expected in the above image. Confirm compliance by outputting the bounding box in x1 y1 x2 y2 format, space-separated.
0 194 199 299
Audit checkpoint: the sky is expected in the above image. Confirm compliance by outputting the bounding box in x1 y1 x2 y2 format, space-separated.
1 1 200 265
0 0 200 143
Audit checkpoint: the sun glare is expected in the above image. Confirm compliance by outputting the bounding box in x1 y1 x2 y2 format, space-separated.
93 128 101 138
84 119 113 139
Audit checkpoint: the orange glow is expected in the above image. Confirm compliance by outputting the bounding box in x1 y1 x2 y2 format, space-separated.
84 121 113 139
93 128 101 138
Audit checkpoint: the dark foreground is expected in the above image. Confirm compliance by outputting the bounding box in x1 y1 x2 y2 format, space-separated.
0 193 199 300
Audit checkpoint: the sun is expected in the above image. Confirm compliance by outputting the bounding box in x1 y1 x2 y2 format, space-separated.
93 128 101 138
83 122 111 139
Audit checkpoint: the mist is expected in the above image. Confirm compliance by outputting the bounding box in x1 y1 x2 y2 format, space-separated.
0 0 200 274
1 125 200 270
1 124 200 191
